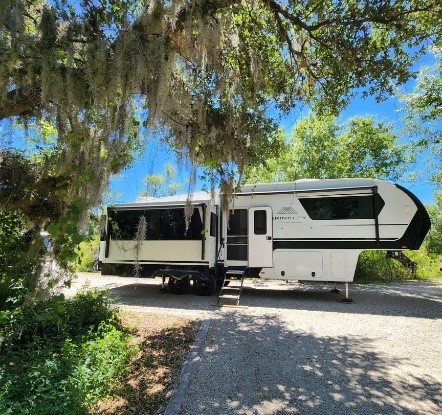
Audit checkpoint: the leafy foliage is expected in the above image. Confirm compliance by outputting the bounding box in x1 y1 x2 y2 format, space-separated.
355 249 442 282
1 1 440 173
0 290 135 415
425 193 442 255
74 236 100 272
245 113 408 182
0 290 114 348
400 48 442 185
0 208 42 310
139 163 183 198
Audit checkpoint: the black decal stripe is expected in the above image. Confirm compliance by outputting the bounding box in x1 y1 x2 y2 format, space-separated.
274 238 397 241
107 260 210 264
273 241 394 250
395 184 431 249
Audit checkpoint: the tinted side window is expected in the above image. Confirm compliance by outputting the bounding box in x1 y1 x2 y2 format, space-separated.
111 208 203 240
299 195 384 220
254 210 267 235
210 212 217 237
111 210 144 240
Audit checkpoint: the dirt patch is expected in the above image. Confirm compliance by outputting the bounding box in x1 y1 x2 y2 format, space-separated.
92 310 200 415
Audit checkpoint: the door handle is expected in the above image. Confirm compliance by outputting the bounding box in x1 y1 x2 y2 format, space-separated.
266 236 272 240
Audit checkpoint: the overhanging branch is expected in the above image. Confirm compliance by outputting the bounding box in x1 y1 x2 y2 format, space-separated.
0 87 42 120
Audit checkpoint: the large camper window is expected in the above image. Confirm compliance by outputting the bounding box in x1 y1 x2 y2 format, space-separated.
299 195 384 220
110 208 203 240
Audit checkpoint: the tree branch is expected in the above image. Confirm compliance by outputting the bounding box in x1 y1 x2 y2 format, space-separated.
0 87 42 120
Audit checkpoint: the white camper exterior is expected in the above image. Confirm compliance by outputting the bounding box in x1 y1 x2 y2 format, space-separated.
99 179 430 295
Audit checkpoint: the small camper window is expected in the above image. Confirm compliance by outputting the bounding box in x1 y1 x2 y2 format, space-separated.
254 210 267 235
210 212 217 237
299 195 384 220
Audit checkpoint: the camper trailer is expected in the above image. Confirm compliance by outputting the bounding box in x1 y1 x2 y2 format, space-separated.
99 179 430 300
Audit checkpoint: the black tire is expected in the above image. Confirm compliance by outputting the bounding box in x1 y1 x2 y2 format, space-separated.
193 275 216 296
168 276 190 295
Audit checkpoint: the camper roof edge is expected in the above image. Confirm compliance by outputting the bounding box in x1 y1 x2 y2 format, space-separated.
111 179 389 209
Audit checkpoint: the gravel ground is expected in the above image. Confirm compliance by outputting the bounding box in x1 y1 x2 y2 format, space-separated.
69 274 442 415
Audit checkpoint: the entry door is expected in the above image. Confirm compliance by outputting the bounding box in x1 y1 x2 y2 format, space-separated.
248 207 273 267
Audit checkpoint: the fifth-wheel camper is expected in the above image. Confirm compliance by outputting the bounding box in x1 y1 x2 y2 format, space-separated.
98 179 430 301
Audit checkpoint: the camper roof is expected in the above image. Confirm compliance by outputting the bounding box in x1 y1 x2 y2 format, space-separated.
240 178 385 194
110 178 389 209
113 190 216 209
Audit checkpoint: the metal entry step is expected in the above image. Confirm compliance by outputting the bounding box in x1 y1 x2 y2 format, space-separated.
217 269 245 306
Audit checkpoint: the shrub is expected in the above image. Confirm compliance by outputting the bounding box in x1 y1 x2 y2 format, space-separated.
0 324 134 415
64 323 135 407
73 236 99 272
0 290 115 350
0 290 134 415
0 209 42 310
65 290 115 338
425 193 442 255
355 248 442 283
406 249 442 280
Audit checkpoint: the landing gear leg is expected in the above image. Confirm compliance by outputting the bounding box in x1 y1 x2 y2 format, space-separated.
160 275 167 293
340 282 354 303
330 283 340 294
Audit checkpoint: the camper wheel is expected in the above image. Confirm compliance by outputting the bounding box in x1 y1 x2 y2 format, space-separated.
168 276 190 295
193 275 216 296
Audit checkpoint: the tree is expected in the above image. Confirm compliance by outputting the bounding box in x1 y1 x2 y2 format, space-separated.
425 192 442 255
400 47 442 185
1 1 440 175
245 114 408 182
139 164 182 198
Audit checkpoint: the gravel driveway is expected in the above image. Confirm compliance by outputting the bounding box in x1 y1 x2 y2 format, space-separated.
69 274 442 414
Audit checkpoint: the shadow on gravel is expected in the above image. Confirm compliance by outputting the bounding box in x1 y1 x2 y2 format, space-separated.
181 311 441 415
106 280 442 320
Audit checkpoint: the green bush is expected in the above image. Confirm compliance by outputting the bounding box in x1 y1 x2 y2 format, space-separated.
73 236 99 272
0 209 42 310
406 249 442 280
0 290 135 414
64 323 135 407
355 249 442 283
425 193 442 255
0 290 114 349
0 324 134 415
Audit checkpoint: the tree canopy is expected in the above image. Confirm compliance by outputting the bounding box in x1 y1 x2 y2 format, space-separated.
400 48 442 185
245 113 409 182
2 1 440 164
